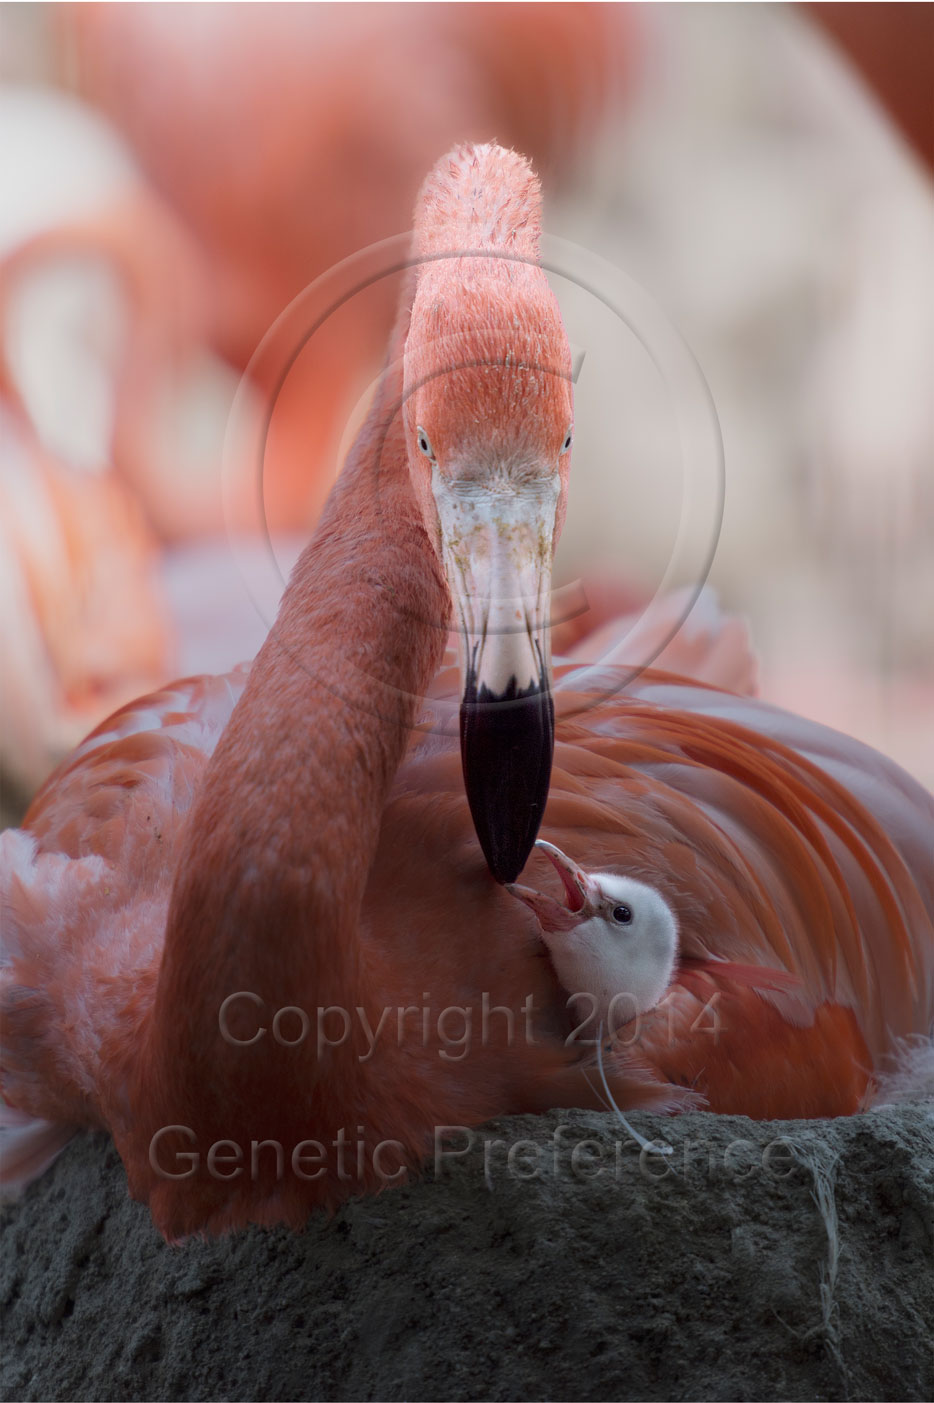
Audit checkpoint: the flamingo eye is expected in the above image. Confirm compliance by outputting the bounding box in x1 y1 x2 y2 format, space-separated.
416 428 435 460
612 904 633 925
561 429 573 454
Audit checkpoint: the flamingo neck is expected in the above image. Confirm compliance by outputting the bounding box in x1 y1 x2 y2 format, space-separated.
146 303 448 1116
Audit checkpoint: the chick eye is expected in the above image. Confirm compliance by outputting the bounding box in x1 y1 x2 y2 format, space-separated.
612 904 633 925
416 428 435 460
560 429 573 454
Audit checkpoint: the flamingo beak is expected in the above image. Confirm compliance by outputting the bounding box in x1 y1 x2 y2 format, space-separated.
505 882 577 933
435 476 559 883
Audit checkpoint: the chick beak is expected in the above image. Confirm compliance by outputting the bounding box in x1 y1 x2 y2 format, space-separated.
505 881 573 932
506 839 599 933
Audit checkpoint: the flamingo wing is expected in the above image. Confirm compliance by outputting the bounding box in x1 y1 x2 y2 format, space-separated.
556 583 759 698
1 668 248 1183
535 670 934 1115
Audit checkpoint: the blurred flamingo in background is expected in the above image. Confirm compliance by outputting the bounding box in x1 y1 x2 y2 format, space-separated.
59 3 631 537
63 4 623 360
2 147 930 1240
0 87 291 799
0 89 176 800
0 402 170 802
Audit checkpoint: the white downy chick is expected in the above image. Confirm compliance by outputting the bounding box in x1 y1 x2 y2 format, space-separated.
508 839 678 1029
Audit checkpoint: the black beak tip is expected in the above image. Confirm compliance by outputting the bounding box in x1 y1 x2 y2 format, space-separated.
479 824 543 887
460 679 555 885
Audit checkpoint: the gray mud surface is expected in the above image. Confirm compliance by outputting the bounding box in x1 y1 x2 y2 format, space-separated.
2 1106 932 1402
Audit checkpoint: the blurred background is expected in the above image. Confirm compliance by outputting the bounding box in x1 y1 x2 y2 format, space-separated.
1 2 932 822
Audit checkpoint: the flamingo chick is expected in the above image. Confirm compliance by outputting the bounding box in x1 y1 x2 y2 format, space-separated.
509 840 678 1027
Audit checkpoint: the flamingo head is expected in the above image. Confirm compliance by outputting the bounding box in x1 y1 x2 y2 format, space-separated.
508 840 679 1023
403 144 573 884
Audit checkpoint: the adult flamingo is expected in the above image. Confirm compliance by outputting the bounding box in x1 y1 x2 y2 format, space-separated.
2 145 932 1240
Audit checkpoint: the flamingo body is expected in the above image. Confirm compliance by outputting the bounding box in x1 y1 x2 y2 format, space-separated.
2 144 932 1238
4 655 931 1230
